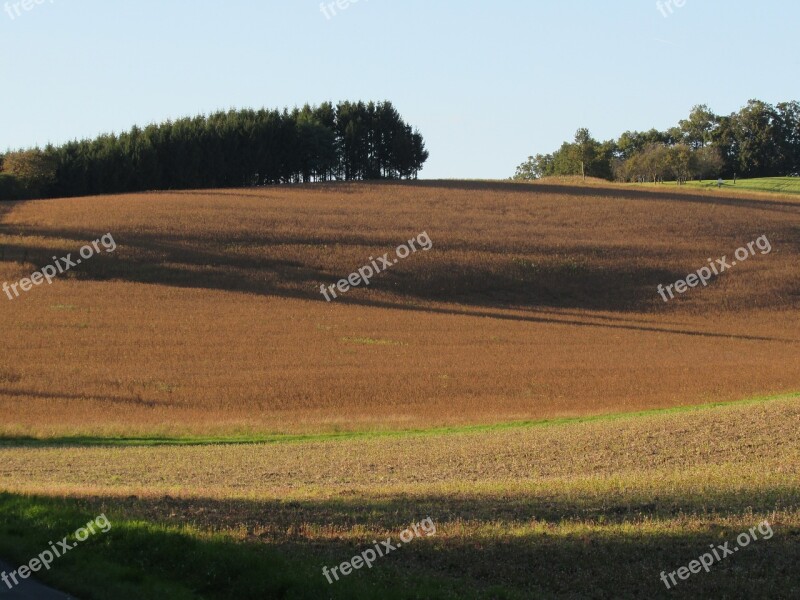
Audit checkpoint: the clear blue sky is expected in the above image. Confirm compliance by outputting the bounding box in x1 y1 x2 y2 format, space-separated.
1 0 798 179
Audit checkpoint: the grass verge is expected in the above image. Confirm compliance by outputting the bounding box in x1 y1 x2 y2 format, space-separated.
631 176 800 196
0 390 796 448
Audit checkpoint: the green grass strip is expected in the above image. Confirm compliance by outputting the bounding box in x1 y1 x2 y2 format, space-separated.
0 391 797 448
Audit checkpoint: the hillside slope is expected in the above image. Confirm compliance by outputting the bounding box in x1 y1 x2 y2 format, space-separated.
1 181 799 436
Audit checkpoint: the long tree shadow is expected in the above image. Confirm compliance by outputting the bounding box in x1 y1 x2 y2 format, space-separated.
1 489 796 599
1 227 799 343
0 387 177 409
401 179 800 214
2 189 799 343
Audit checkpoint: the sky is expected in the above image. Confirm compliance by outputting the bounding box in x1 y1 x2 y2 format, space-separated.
1 0 798 179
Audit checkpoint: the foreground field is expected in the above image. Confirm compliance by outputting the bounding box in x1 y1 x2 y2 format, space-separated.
1 394 798 598
1 181 799 436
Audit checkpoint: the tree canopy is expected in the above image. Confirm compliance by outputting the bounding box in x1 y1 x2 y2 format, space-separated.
0 101 429 200
513 100 800 183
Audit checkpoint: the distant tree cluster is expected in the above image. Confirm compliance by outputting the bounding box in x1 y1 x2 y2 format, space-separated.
514 100 800 183
0 101 429 200
0 149 58 199
614 144 724 184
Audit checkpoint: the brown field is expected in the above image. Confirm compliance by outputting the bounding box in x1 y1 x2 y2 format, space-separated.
1 180 799 436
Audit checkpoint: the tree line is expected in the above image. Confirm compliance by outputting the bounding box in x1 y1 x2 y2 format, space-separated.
0 101 429 200
513 100 800 183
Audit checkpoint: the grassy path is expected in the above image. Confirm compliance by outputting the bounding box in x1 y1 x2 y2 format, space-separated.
0 390 796 448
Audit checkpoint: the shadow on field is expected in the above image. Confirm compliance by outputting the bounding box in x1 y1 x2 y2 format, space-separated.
0 387 175 408
1 224 799 342
163 182 368 200
402 179 800 215
3 489 796 599
2 183 799 338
